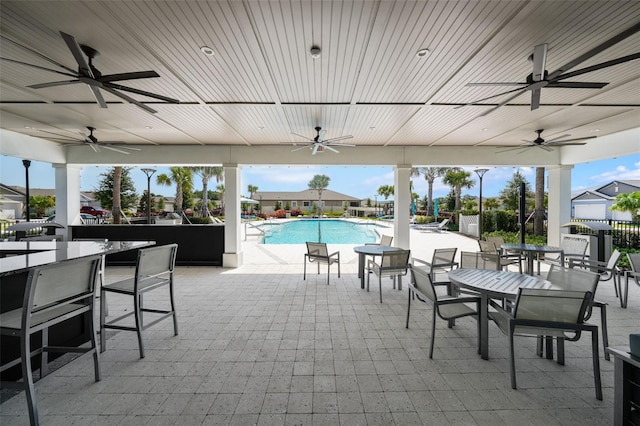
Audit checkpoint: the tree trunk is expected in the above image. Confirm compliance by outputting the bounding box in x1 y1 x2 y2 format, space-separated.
201 179 209 217
176 185 183 216
427 181 434 216
112 166 122 224
534 167 545 236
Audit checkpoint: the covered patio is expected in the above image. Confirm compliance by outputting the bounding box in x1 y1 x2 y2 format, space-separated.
1 229 636 425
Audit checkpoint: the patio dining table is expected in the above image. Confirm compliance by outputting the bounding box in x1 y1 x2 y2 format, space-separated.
448 268 554 360
501 243 564 276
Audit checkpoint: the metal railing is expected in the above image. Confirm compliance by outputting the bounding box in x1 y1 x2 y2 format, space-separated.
570 219 640 250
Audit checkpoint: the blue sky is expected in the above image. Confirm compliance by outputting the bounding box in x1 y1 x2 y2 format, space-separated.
1 154 638 201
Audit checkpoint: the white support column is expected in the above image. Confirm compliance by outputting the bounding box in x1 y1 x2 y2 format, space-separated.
53 164 82 241
547 165 573 247
394 165 411 249
222 164 242 267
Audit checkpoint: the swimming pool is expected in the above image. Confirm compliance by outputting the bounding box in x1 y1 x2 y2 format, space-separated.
260 219 381 244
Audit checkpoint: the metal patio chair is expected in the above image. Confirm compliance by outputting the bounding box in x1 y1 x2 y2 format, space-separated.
368 249 411 303
304 242 340 285
489 286 602 400
0 255 103 425
100 244 179 358
406 264 480 358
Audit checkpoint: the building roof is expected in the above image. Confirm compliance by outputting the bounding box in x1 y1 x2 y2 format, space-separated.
254 189 360 202
571 180 640 201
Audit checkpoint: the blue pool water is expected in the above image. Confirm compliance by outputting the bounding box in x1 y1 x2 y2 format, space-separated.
260 219 380 244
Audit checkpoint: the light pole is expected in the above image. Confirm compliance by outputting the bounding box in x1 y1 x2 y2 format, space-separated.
141 168 156 224
23 160 31 222
474 168 489 239
374 195 378 217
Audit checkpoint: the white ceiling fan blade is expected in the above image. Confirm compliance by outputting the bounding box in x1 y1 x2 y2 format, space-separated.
531 44 548 82
318 129 327 142
88 143 99 153
102 144 142 151
548 135 597 144
290 145 310 152
311 144 319 155
328 143 356 147
323 135 353 143
536 144 553 152
100 145 132 154
497 144 532 153
323 145 339 154
291 133 314 142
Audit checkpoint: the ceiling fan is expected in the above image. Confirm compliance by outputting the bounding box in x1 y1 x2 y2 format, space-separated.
36 126 142 155
286 126 355 155
459 21 640 116
0 31 179 114
498 129 596 154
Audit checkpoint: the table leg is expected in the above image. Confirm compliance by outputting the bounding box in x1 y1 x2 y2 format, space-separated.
358 253 365 289
526 253 534 276
480 293 489 360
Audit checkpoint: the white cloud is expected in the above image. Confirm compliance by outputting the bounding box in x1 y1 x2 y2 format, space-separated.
589 164 640 183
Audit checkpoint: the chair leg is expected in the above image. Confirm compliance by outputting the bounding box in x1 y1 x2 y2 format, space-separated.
337 258 340 278
556 337 565 365
405 289 411 328
592 328 603 401
100 289 107 353
621 273 629 308
509 327 517 389
134 294 145 359
88 305 101 382
327 262 330 286
367 267 371 292
598 303 609 361
40 328 49 378
169 280 179 336
379 275 383 303
303 255 307 280
429 306 436 359
20 334 39 426
613 273 619 298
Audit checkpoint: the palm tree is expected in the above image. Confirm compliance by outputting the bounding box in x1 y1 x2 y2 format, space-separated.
157 167 193 216
190 166 223 216
216 184 225 214
484 198 500 210
377 184 394 215
421 167 449 216
308 174 330 215
247 184 258 199
534 167 545 235
442 169 475 213
611 191 640 222
112 166 122 224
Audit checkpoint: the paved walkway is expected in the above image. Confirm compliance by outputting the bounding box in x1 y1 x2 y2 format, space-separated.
1 225 637 425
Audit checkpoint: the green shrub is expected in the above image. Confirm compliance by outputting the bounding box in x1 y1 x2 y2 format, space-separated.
189 216 213 224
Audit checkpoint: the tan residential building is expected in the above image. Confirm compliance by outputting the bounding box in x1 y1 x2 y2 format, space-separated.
252 189 361 215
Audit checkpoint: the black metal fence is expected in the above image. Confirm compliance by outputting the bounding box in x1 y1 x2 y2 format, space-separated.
570 219 640 250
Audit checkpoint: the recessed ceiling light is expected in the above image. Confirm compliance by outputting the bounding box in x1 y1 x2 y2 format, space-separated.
309 46 321 59
200 46 215 56
416 48 430 58
24 126 32 129
590 128 600 132
369 126 376 130
258 126 265 130
145 126 152 129
482 128 488 131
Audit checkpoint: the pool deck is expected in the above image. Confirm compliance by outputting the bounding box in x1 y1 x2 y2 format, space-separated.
1 222 636 425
